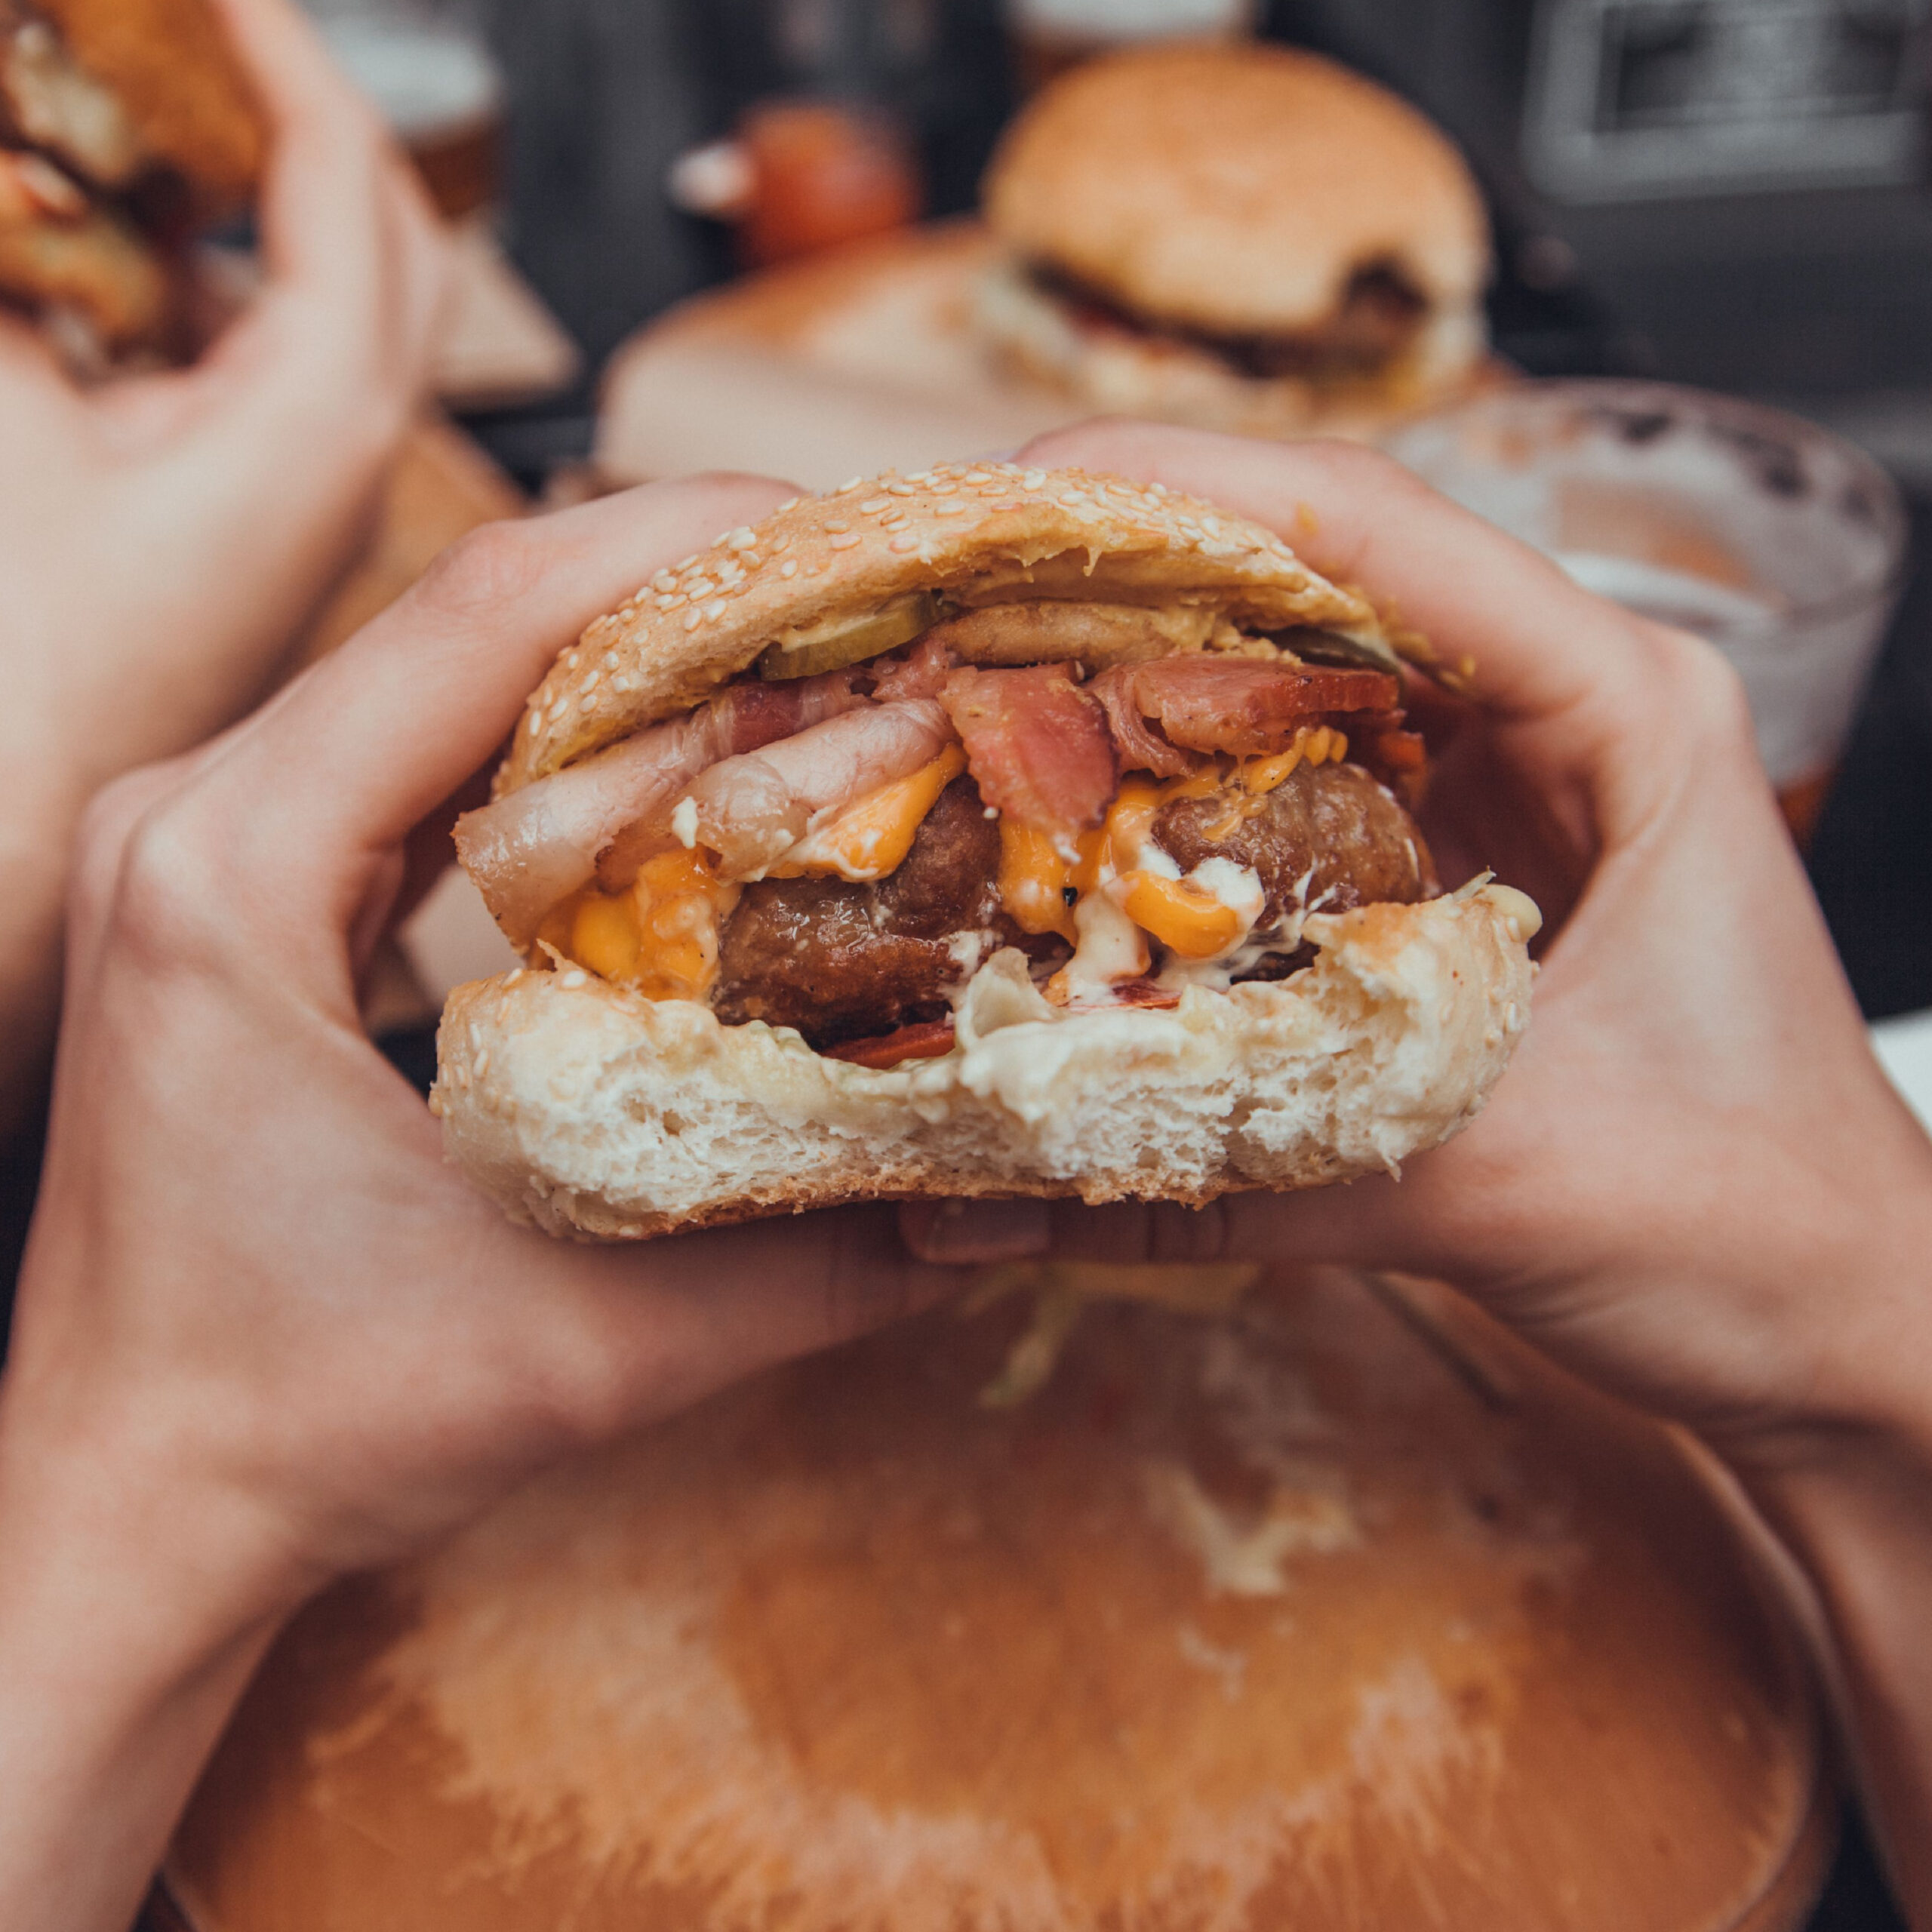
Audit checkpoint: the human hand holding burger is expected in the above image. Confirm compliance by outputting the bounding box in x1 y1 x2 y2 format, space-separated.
0 479 962 1932
0 0 445 1129
905 423 1932 1921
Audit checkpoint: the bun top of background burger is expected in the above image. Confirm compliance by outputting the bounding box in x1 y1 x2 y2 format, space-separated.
435 462 1539 1239
0 0 262 361
976 43 1492 441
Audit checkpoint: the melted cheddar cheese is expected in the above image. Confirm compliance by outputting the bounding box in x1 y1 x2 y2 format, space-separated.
542 848 741 1001
767 746 965 881
998 728 1347 973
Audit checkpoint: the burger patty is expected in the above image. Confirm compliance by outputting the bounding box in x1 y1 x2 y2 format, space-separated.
712 777 1057 1048
1153 759 1437 925
1029 258 1429 386
714 762 1433 1048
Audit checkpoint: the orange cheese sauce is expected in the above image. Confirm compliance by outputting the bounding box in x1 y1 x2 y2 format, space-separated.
540 848 742 1001
767 746 965 881
998 728 1346 950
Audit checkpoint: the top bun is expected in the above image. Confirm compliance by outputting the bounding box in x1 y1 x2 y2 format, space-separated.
33 0 263 202
984 42 1488 337
502 459 1380 792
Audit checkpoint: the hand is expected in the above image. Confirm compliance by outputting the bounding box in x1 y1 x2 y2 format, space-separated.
0 479 955 1932
906 421 1932 1459
0 0 448 1127
903 423 1932 1921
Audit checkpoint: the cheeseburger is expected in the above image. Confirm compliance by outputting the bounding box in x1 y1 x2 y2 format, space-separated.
977 43 1491 438
436 463 1538 1238
0 0 261 358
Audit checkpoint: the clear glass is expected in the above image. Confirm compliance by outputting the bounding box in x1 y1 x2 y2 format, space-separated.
1386 380 1908 815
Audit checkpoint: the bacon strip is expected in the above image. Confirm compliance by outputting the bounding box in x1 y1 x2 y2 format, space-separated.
1091 658 1398 760
823 1019 958 1068
454 670 866 946
869 635 958 702
1090 672 1193 779
940 663 1118 841
681 699 956 879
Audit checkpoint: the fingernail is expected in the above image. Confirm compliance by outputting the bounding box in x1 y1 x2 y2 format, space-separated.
909 1198 1051 1264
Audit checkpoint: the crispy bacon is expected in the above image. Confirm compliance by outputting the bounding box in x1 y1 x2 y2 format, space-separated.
1090 670 1193 779
1092 658 1398 759
869 635 958 702
681 699 956 879
940 663 1118 840
823 1018 958 1068
455 670 867 946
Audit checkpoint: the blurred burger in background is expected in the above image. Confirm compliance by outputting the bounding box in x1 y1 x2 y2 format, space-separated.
977 41 1492 438
0 0 261 366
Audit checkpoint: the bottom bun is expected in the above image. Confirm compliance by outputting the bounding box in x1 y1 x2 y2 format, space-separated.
433 884 1537 1240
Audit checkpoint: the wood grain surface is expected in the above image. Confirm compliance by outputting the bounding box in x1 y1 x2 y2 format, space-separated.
168 1268 1832 1932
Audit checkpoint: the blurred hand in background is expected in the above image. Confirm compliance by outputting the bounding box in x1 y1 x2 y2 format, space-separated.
0 0 447 1137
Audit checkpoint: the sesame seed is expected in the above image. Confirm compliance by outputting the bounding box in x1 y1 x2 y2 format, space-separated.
565 649 581 667
934 501 966 516
684 608 703 630
823 519 851 534
704 598 728 620
906 470 931 484
547 699 568 721
890 534 918 552
659 593 685 611
836 476 863 493
1201 516 1223 537
740 552 761 569
859 496 889 513
580 692 598 710
506 968 524 987
602 651 619 669
651 570 675 592
887 481 915 496
560 969 588 989
931 482 957 496
473 1048 491 1078
676 553 699 570
528 711 542 734
613 673 635 692
962 470 991 485
771 534 792 552
829 532 861 550
1149 483 1168 498
727 526 757 549
777 497 800 512
1022 469 1045 489
883 514 909 531
780 558 798 576
685 577 715 597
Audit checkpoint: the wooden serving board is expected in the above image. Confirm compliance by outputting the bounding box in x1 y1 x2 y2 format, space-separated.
167 1268 1832 1932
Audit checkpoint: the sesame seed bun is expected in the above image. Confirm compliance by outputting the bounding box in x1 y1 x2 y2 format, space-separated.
983 43 1489 340
29 0 263 205
502 461 1379 793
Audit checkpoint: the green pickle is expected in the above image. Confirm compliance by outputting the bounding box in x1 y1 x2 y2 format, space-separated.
756 592 943 680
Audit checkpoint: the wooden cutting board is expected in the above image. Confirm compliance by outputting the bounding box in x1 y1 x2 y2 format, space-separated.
167 1267 1832 1932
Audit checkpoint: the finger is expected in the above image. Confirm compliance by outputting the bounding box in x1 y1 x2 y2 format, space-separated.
533 1206 970 1434
192 0 448 432
184 476 799 925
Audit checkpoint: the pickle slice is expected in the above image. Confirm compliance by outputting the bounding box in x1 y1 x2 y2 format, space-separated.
1274 625 1404 675
756 592 943 680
